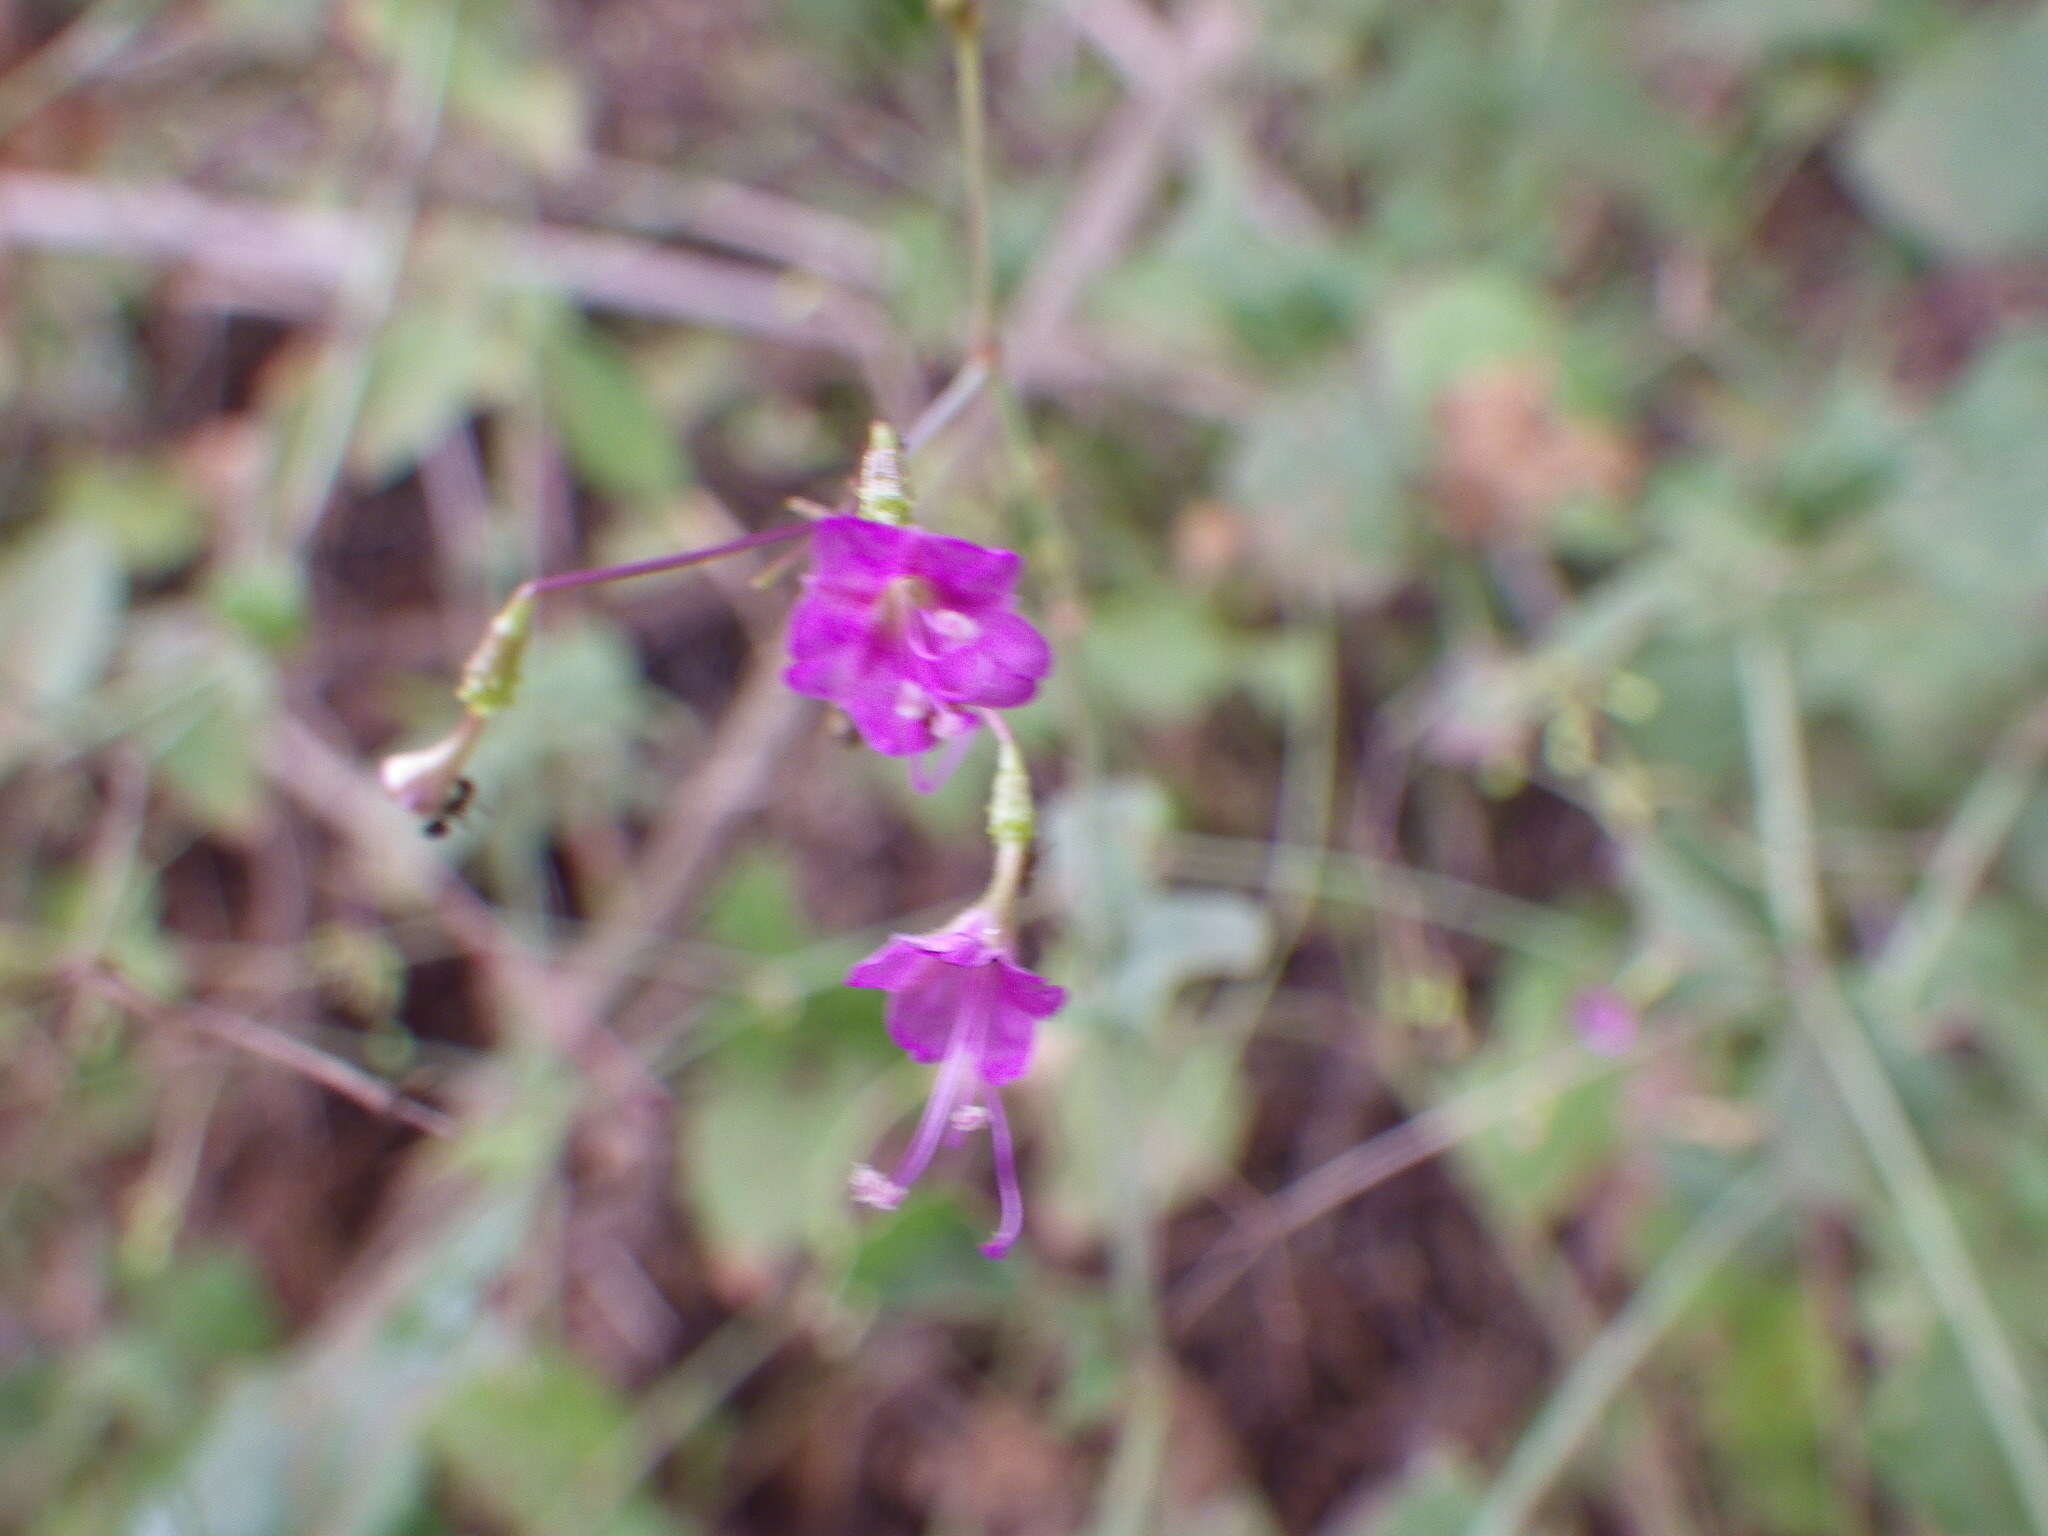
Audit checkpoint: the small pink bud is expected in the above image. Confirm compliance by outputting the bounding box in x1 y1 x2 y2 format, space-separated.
378 715 483 819
1572 987 1638 1057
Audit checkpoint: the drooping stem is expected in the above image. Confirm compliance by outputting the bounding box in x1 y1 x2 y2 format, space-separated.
945 3 996 358
523 521 813 598
979 708 1034 927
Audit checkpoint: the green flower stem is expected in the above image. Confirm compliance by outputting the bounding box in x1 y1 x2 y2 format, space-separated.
978 709 1034 932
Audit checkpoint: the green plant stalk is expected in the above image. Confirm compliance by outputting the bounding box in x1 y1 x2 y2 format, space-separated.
1470 1168 1780 1536
1867 700 2048 1013
949 14 996 358
273 0 463 550
941 12 1160 1526
1739 634 2048 1534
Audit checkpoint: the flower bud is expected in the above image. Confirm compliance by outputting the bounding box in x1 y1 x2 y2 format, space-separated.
378 714 484 817
855 421 911 526
986 726 1033 847
456 587 535 716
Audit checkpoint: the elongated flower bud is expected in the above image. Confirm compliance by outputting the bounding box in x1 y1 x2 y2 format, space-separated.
986 724 1033 848
456 588 535 716
855 422 911 526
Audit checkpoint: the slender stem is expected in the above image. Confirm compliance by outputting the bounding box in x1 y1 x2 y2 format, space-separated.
1470 1169 1780 1536
905 355 990 454
1739 634 2048 1535
276 0 463 549
1170 1019 1713 1327
83 968 454 1138
949 11 996 358
1868 699 2048 1013
522 522 813 598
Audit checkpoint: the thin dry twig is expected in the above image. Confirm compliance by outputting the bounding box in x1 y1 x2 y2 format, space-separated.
1169 1040 1643 1327
82 967 455 1138
0 170 915 413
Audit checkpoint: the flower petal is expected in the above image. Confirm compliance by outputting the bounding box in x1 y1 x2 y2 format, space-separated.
809 517 917 597
1000 963 1067 1020
920 610 1051 706
911 531 1022 607
883 960 967 1064
842 678 941 757
846 935 928 993
788 588 871 659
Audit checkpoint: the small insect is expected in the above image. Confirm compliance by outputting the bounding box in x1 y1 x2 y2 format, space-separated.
422 776 476 839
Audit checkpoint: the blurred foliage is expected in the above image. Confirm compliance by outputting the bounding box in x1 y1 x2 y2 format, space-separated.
4 0 2048 1532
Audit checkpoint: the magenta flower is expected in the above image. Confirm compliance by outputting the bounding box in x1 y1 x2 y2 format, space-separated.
784 517 1052 770
1572 987 1638 1057
845 906 1065 1257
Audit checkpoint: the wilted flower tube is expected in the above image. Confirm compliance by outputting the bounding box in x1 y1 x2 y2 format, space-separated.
378 713 484 818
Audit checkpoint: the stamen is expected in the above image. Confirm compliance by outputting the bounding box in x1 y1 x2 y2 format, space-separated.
885 1013 979 1193
849 1165 905 1209
980 1088 1023 1259
927 609 979 643
907 606 981 661
950 1104 990 1133
908 725 977 793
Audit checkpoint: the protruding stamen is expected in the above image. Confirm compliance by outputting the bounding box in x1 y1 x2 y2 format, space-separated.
849 1165 905 1209
980 1089 1023 1259
950 1104 991 1134
887 1015 979 1194
894 680 928 719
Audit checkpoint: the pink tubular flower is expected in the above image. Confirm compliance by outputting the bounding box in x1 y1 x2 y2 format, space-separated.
845 906 1065 1257
784 517 1052 770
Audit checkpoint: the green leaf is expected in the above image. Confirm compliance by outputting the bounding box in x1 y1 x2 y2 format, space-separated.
1044 780 1271 1026
430 1351 637 1535
0 519 122 714
130 1194 539 1536
844 1194 1021 1313
1669 0 1875 64
1337 1456 1484 1536
125 619 276 836
1379 270 1559 416
1038 780 1269 1238
125 1249 281 1365
701 849 812 957
1226 366 1411 598
679 1054 877 1277
1845 8 2048 257
352 308 492 486
49 455 207 578
1696 1268 1846 1535
1079 595 1324 727
1046 1031 1251 1233
1868 1333 2032 1533
1460 950 1623 1225
1882 331 2048 612
543 320 687 503
449 26 587 176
